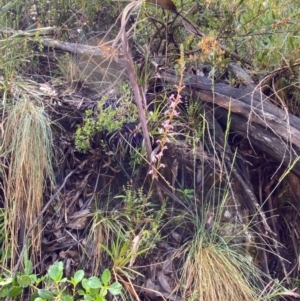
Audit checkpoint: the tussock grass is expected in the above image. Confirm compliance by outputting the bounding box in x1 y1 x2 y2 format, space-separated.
89 213 120 274
2 96 54 267
182 232 262 301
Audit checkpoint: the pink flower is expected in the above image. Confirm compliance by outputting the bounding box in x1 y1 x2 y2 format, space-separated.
162 120 170 128
155 152 164 159
148 169 154 175
173 110 180 116
170 101 176 109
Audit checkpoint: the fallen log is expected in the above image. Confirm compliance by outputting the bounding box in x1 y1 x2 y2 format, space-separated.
157 69 300 176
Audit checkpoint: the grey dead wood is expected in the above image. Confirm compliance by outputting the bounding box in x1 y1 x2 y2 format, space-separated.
157 69 300 177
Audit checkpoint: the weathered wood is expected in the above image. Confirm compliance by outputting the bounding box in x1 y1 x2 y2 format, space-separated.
215 107 300 177
157 69 300 175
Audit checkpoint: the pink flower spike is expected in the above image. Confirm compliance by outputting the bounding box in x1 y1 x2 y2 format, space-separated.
148 169 154 175
159 163 166 168
155 151 164 159
169 94 175 100
156 139 161 144
173 110 180 116
164 109 170 115
170 101 176 109
162 145 168 150
165 137 170 143
158 128 164 134
162 120 170 127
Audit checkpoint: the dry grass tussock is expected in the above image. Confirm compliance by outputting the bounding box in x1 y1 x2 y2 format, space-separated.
2 97 54 267
182 237 262 301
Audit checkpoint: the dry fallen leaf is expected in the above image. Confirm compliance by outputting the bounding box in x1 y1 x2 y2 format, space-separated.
157 271 173 293
129 233 142 267
146 0 177 12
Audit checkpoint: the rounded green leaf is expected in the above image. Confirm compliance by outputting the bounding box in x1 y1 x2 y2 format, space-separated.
8 286 23 297
101 269 111 285
108 282 122 295
73 270 84 285
87 276 101 289
61 294 74 301
48 261 63 282
0 277 13 286
84 295 93 301
30 291 39 301
38 289 55 299
17 275 32 287
24 259 33 275
81 278 89 291
30 274 38 283
0 286 9 298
